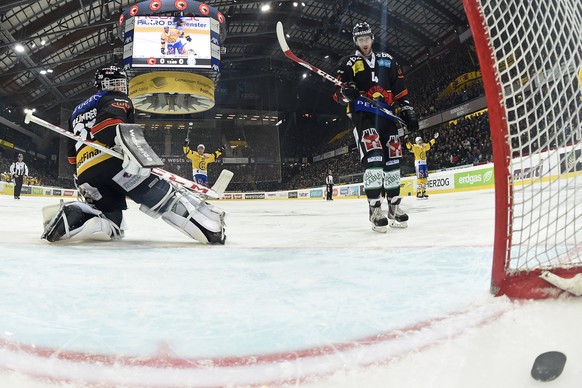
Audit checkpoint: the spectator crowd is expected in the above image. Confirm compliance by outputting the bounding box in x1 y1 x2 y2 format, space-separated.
0 37 504 194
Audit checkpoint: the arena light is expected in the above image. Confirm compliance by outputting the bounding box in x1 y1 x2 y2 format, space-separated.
14 44 25 53
260 3 270 12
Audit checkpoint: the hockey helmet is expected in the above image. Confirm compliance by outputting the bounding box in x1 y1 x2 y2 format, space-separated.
17 153 23 159
94 66 128 94
197 144 205 150
415 137 423 144
174 16 186 27
352 22 374 44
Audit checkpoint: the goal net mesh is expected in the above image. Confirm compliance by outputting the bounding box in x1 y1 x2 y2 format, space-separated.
467 0 581 294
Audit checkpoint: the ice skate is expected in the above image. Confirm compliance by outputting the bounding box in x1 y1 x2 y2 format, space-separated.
417 189 428 200
41 200 66 241
388 196 408 228
369 203 388 233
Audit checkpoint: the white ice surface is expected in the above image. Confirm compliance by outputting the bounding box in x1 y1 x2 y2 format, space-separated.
0 190 581 387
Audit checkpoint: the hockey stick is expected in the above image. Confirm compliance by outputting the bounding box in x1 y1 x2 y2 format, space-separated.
24 111 232 199
276 21 406 127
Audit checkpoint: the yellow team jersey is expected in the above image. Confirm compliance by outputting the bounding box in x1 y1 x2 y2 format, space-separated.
406 139 435 164
161 29 182 44
183 145 221 173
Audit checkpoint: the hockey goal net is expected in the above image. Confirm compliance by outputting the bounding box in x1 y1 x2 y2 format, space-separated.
463 0 582 298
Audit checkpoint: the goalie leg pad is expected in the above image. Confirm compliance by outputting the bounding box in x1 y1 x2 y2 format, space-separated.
161 192 226 244
137 179 226 244
42 201 122 242
137 178 175 218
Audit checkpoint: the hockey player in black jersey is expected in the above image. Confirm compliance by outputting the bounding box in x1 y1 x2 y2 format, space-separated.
41 66 226 244
333 22 419 233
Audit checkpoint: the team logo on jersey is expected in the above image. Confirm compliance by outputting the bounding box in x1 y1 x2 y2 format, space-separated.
387 135 403 158
365 86 392 105
111 101 131 112
362 128 382 152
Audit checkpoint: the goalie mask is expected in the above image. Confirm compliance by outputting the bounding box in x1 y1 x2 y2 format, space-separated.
352 22 374 44
95 66 128 94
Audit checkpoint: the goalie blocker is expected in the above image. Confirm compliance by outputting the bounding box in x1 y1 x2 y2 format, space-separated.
42 124 227 244
115 124 164 176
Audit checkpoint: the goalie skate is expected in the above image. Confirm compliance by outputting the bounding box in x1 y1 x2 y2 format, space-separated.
41 200 123 242
41 200 66 240
369 204 388 233
388 197 408 228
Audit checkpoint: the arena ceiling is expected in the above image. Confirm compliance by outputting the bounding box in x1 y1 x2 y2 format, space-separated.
0 0 468 124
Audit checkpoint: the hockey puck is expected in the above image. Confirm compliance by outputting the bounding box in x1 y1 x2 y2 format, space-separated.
531 351 566 382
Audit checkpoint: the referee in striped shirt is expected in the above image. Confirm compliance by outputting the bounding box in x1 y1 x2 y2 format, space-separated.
10 153 28 199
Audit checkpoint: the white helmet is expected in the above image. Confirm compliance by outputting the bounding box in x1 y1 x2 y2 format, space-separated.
197 144 205 150
415 137 423 144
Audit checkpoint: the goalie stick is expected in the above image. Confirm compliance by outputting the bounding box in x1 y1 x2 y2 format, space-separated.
276 21 407 128
24 111 232 199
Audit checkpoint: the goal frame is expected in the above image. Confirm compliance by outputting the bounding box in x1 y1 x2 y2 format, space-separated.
463 0 582 298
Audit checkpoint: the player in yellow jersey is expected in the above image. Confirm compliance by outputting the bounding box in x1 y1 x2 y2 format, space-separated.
183 138 225 186
160 25 191 56
406 132 438 199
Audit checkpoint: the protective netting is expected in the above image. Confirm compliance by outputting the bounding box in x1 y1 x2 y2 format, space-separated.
480 1 582 272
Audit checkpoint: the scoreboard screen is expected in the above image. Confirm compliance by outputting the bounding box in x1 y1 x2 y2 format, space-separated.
126 16 212 69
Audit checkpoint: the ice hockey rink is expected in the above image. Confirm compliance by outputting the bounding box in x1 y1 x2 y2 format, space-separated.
1 189 581 388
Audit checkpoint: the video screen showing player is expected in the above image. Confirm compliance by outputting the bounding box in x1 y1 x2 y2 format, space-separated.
160 17 195 57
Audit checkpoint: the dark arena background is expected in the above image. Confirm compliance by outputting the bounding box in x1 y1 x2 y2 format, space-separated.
0 1 581 387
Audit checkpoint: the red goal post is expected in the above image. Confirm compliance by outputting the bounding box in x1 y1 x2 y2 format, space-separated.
463 0 582 298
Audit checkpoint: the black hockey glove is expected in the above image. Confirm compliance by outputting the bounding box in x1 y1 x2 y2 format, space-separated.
161 47 165 55
341 82 361 102
218 145 226 152
184 138 190 147
186 35 192 42
399 102 419 132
